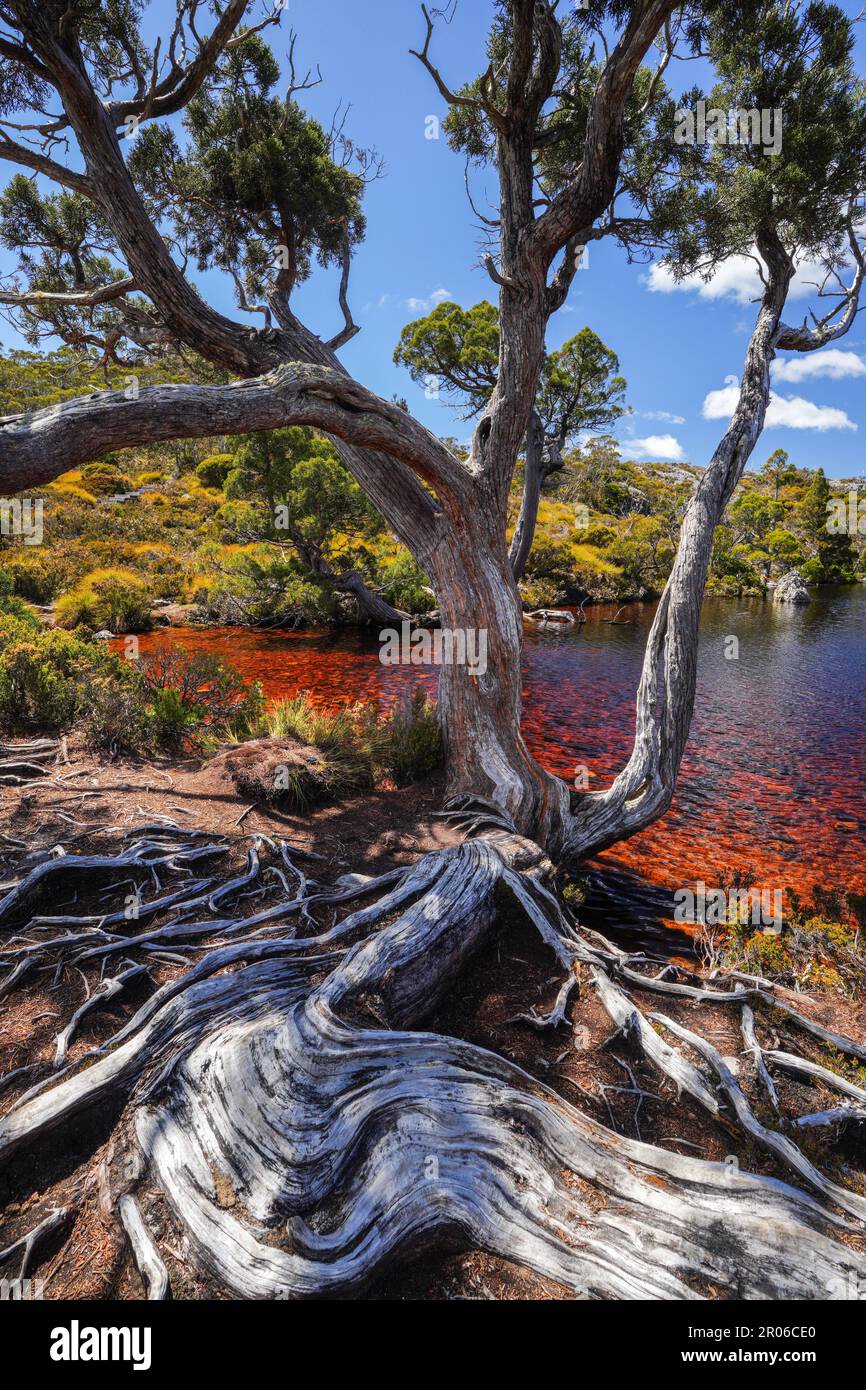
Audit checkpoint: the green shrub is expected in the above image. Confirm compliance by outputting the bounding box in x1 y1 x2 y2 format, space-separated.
197 548 334 626
382 687 441 783
80 460 132 496
376 551 435 614
195 454 235 489
0 627 116 730
0 569 41 628
1 552 72 604
262 685 441 790
138 643 263 748
55 567 152 633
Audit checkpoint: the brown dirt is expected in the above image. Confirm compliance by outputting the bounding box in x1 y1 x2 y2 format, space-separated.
1 737 864 1300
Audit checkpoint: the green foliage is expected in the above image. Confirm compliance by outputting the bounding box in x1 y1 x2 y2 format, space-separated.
383 687 442 785
55 567 152 633
80 459 132 496
195 544 335 626
537 328 627 441
137 644 263 750
130 33 366 306
196 455 235 489
263 686 441 791
376 551 434 614
394 301 627 445
394 300 499 414
0 604 262 755
700 884 866 999
0 625 120 731
797 469 857 584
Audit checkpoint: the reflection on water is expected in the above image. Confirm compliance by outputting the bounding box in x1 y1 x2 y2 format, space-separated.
127 586 866 938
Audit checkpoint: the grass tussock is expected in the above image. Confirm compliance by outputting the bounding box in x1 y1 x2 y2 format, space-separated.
261 685 441 796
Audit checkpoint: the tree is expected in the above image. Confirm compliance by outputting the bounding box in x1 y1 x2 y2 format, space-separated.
395 302 627 576
1 0 866 1302
760 447 797 499
221 427 408 623
799 467 858 583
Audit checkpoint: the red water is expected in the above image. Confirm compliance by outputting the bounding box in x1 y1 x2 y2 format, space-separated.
126 589 866 940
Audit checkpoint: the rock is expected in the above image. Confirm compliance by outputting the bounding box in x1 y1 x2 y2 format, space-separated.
207 738 330 808
92 630 115 640
773 570 810 605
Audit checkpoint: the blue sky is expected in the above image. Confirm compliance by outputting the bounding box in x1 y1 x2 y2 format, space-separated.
2 0 864 478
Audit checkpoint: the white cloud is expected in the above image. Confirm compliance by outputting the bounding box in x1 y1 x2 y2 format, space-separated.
406 287 452 313
641 409 686 425
772 348 866 383
645 254 832 306
627 433 687 461
703 375 857 431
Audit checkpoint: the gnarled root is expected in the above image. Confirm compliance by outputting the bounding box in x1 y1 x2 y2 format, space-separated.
2 832 866 1300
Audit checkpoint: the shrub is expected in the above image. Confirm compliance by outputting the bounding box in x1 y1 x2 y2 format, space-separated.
381 687 441 783
0 569 42 627
376 551 435 614
80 671 149 753
698 886 865 999
197 547 334 626
138 643 263 747
55 567 152 633
196 454 235 489
1 551 72 603
262 685 441 791
0 626 117 730
80 460 133 496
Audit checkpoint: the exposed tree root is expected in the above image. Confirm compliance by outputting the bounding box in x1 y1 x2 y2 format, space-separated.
117 1194 170 1300
1 829 866 1300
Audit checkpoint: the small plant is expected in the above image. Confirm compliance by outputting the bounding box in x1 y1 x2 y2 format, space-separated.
55 567 152 633
698 884 866 999
381 687 441 784
80 459 133 496
262 686 441 793
138 643 263 748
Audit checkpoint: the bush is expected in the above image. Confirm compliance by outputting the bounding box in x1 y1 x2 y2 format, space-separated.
382 687 441 783
0 607 263 756
1 548 84 604
698 885 865 999
55 567 152 633
0 569 42 626
376 551 435 614
137 643 263 749
196 546 334 626
262 685 441 791
196 454 235 489
0 626 118 731
80 460 133 496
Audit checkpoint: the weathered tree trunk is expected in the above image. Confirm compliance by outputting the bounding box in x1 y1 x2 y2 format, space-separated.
508 411 546 582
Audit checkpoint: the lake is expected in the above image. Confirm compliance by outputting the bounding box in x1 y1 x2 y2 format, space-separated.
127 586 866 946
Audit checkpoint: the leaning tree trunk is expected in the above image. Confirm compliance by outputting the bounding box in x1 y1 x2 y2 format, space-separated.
508 411 547 581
